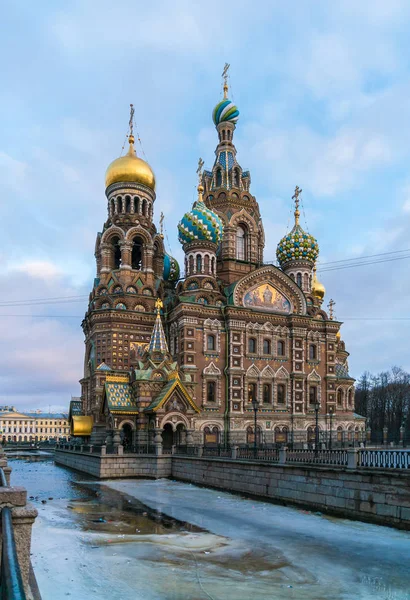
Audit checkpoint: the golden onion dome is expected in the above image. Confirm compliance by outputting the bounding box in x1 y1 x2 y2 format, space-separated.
311 266 325 301
336 330 341 341
105 135 156 190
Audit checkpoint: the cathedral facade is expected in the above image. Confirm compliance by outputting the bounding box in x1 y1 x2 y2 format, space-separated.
77 81 364 449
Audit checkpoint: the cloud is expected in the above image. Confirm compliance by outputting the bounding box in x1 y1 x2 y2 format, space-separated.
10 260 63 281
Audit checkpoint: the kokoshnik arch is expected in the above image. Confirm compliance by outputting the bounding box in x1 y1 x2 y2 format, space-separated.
75 75 364 449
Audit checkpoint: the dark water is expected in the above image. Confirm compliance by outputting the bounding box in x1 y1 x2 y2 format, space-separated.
9 453 201 536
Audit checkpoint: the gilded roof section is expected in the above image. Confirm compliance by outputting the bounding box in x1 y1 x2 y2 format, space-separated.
145 379 200 413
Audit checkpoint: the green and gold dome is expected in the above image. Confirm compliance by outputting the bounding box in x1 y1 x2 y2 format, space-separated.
276 187 319 267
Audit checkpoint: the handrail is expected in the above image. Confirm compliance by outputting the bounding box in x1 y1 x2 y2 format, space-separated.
0 508 26 600
0 467 27 600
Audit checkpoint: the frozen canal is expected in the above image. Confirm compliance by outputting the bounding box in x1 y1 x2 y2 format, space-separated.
8 454 410 600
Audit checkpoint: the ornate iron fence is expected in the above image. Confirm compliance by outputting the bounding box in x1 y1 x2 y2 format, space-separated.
358 449 410 469
286 449 348 466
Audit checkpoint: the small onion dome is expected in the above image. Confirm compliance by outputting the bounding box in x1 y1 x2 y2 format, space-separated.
105 135 156 190
311 268 325 301
178 195 223 246
163 252 180 283
212 98 239 126
336 330 341 341
276 223 319 267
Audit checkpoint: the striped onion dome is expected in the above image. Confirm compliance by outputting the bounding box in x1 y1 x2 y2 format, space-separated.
212 98 239 125
178 200 223 246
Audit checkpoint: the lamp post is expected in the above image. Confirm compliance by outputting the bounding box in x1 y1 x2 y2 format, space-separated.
314 401 320 456
252 397 259 458
329 407 334 451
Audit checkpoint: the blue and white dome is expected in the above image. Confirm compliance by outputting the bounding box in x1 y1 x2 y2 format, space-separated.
178 200 223 246
163 252 180 282
212 98 239 126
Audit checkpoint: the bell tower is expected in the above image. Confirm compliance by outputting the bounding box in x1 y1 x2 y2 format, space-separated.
80 106 178 424
202 65 265 285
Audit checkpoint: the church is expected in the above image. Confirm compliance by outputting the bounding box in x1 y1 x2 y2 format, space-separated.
74 73 365 450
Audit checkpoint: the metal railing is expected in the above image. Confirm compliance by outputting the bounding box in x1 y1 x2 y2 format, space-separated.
237 447 280 461
202 446 232 458
286 449 348 466
358 449 410 469
0 467 26 600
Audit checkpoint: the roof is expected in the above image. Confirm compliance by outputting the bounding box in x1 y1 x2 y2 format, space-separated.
71 416 93 436
96 362 112 371
24 413 68 419
145 378 200 413
335 363 354 381
69 400 82 419
104 380 138 414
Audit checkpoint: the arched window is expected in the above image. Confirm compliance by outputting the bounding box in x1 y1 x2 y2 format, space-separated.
204 426 219 446
222 130 226 141
297 273 302 288
132 237 143 270
236 225 247 260
277 340 285 356
142 199 147 217
111 199 115 215
289 273 295 281
234 168 240 187
277 384 286 404
211 256 215 275
337 389 343 407
309 386 318 405
263 384 271 404
189 255 194 275
207 381 216 403
216 169 222 187
112 236 121 269
309 344 317 360
248 337 256 354
263 339 271 354
196 254 202 273
304 273 309 289
348 389 353 407
125 196 131 213
248 382 257 402
204 254 210 274
207 335 215 351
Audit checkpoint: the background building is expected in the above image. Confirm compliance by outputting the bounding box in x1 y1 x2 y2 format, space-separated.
78 77 365 448
0 406 69 442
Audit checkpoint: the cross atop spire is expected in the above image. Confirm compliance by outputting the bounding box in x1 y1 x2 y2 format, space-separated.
196 157 204 201
292 185 302 226
328 298 336 320
159 212 164 237
129 103 135 139
222 63 230 99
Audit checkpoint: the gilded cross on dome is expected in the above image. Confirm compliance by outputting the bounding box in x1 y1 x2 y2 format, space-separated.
292 185 302 226
196 157 204 183
159 211 164 237
222 63 230 99
328 298 336 320
129 103 135 138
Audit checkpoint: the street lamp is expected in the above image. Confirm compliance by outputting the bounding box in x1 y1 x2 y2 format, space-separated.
329 407 334 451
251 396 259 458
314 401 320 455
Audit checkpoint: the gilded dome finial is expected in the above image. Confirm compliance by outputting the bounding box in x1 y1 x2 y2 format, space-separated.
292 185 302 226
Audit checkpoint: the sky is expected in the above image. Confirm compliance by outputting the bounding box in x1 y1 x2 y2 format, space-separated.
2 0 410 411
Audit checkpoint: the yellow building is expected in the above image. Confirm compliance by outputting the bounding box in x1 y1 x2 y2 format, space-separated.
0 407 70 443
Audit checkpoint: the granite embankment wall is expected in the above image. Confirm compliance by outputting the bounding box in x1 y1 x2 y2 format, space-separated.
54 450 410 529
55 450 171 479
172 457 410 529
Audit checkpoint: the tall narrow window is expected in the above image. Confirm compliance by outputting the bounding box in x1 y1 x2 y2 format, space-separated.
248 337 256 353
297 273 302 288
216 169 222 187
207 381 216 403
277 340 285 356
337 389 343 407
131 237 143 270
207 335 215 351
236 225 247 260
263 339 271 355
277 384 286 404
112 236 121 269
196 254 202 273
309 344 317 360
248 383 257 402
309 386 317 405
263 384 271 404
